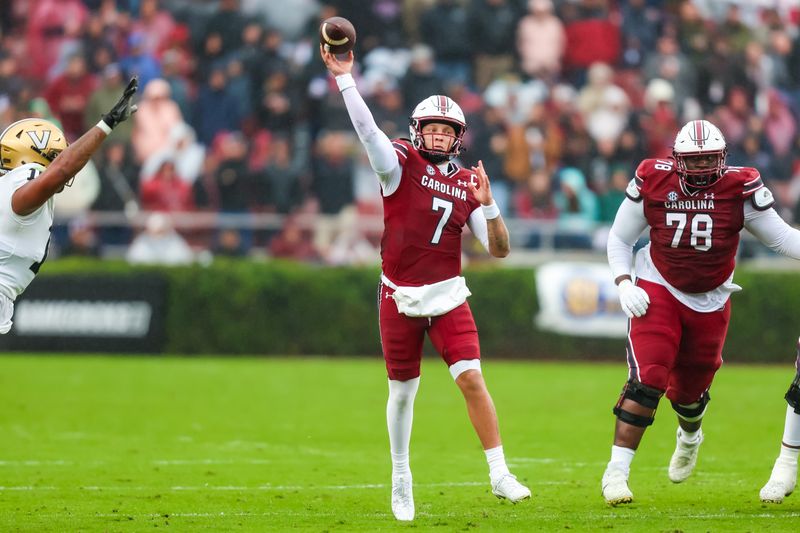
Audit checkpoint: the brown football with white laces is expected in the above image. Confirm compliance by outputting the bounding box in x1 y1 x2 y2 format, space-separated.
319 16 356 55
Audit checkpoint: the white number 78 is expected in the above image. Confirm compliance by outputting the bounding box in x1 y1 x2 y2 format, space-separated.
665 212 713 251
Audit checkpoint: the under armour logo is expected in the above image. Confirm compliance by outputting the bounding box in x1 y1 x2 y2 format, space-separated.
704 192 715 199
385 291 392 299
457 180 467 187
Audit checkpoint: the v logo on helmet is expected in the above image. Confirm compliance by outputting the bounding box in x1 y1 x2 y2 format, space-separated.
27 130 51 151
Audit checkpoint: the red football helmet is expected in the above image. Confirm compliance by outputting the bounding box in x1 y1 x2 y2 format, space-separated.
409 95 466 164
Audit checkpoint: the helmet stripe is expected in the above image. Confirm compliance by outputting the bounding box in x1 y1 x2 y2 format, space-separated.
693 120 705 148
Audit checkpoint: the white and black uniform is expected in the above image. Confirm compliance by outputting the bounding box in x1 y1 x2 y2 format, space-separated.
0 163 53 332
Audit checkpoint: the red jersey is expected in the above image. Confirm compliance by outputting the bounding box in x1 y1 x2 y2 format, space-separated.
630 158 770 293
382 139 482 285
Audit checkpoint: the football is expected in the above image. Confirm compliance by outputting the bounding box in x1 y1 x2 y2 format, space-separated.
319 16 356 55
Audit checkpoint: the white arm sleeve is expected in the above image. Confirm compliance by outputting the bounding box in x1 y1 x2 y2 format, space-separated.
467 207 490 252
336 74 402 195
744 203 800 258
607 198 649 280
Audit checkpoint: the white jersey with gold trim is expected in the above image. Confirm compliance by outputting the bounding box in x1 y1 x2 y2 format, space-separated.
0 163 53 299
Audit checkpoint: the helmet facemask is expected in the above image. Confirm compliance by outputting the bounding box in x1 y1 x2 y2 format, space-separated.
409 95 466 164
672 119 727 190
674 148 727 189
410 118 464 164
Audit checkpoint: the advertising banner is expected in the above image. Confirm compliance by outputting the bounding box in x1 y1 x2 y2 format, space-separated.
535 262 628 338
0 275 167 353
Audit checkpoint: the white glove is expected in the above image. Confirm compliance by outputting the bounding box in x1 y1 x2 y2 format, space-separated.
618 279 650 318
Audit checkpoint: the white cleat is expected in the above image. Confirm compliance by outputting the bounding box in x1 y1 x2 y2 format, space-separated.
601 466 633 506
491 473 531 503
391 473 414 521
669 428 704 483
760 459 797 503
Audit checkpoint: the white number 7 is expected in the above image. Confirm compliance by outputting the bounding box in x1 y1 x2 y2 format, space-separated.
666 212 686 248
431 197 453 244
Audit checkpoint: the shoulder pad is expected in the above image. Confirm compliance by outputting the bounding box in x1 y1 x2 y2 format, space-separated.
636 158 675 177
751 186 775 210
625 178 642 202
391 139 409 164
736 167 764 193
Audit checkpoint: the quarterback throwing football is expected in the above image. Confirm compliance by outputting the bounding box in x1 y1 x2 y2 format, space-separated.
321 47 530 520
602 119 800 505
0 77 138 332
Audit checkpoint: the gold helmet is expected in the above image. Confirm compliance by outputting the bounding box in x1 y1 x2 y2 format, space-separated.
0 118 68 172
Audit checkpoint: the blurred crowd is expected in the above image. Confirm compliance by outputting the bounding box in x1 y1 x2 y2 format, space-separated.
2 0 800 263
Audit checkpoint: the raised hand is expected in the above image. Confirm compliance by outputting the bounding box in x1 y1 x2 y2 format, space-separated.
320 44 354 77
102 77 139 130
468 160 494 206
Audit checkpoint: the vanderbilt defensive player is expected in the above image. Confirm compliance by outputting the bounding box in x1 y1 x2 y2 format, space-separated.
0 77 138 333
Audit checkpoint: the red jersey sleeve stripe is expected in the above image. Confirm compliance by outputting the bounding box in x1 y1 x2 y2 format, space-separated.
392 141 408 162
743 176 764 195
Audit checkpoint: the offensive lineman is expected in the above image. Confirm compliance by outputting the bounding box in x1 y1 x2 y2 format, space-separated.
602 119 800 505
0 77 138 332
320 47 530 520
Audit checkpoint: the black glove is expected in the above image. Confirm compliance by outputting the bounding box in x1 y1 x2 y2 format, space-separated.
101 77 139 130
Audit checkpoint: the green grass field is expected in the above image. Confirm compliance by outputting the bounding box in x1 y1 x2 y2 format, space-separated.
0 354 798 532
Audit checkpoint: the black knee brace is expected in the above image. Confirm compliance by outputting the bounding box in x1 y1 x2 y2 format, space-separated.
612 379 664 427
671 390 711 422
786 373 800 414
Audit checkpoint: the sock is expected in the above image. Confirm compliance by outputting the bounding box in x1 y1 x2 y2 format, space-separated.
387 377 420 477
778 445 800 465
608 445 635 475
679 427 702 445
392 452 410 476
485 445 510 482
782 404 800 448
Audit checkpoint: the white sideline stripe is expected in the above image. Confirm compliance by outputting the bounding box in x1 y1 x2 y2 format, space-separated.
0 481 485 492
0 480 574 492
27 510 800 521
0 459 272 466
509 458 607 467
152 459 272 465
0 460 72 466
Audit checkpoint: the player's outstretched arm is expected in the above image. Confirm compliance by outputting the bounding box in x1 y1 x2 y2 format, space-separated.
319 45 399 189
12 77 139 216
469 160 509 258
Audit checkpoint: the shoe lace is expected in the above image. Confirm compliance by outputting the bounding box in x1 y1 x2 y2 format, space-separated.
495 473 522 491
392 479 411 501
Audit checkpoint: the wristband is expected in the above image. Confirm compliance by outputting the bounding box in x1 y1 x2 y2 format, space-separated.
481 201 500 220
96 119 113 135
335 73 356 92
